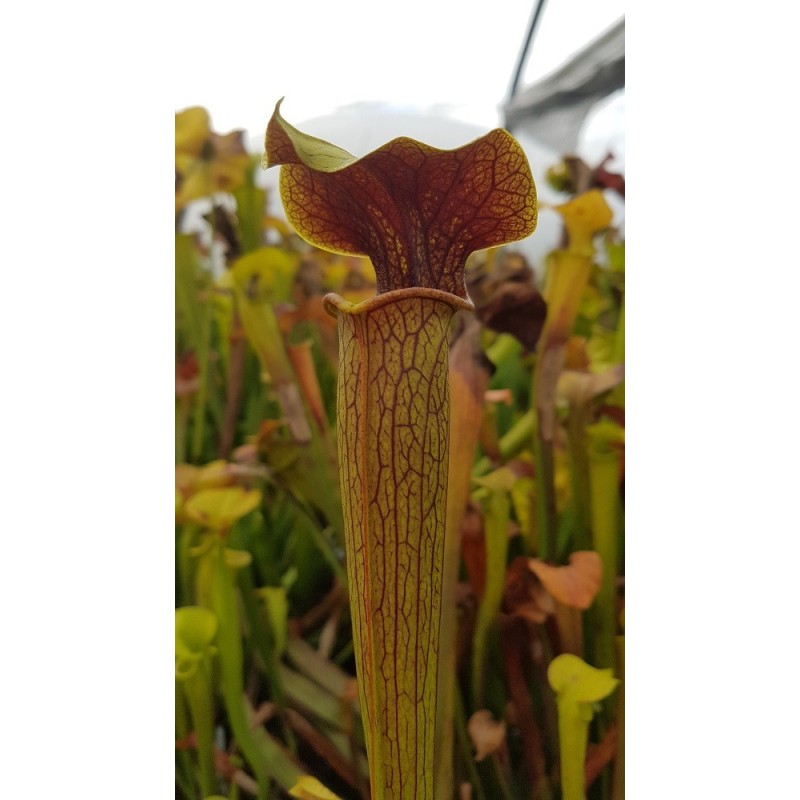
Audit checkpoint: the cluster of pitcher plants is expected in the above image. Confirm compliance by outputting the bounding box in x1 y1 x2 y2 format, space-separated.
175 103 625 800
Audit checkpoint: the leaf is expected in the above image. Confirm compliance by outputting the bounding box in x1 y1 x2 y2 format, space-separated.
439 311 493 794
546 154 624 198
557 365 625 407
284 637 362 717
593 154 625 197
548 654 618 800
471 471 512 704
535 251 593 442
472 464 519 494
467 251 547 351
553 189 613 257
476 282 547 352
175 606 217 681
467 709 507 762
175 107 251 209
256 585 289 657
586 326 620 373
527 551 602 610
175 606 217 654
175 460 235 502
229 249 317 445
289 775 344 800
223 547 252 570
586 418 625 457
287 339 328 433
264 99 537 297
326 289 467 798
509 473 536 546
548 654 618 704
564 336 590 370
606 241 625 273
184 487 261 532
230 247 298 305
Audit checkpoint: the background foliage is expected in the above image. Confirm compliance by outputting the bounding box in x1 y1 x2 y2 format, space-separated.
175 107 625 800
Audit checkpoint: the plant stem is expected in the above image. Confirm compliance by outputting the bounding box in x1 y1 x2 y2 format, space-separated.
472 410 535 477
532 419 557 561
177 523 198 608
176 395 190 465
471 485 510 706
613 296 624 364
499 616 550 798
237 568 298 756
587 450 621 678
175 685 197 798
219 310 247 458
556 696 589 800
437 314 490 800
611 634 624 800
566 403 592 552
182 664 217 797
191 296 213 460
211 543 271 799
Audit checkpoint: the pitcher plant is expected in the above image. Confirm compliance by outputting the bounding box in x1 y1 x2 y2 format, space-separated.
263 100 537 800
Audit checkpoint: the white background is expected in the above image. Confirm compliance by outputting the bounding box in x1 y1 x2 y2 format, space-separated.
173 0 625 138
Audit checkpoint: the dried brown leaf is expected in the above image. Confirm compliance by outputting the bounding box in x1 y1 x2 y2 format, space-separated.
476 282 547 351
502 556 555 623
467 251 547 351
467 709 507 762
527 551 602 610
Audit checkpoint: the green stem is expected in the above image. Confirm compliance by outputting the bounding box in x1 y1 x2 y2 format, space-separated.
471 486 511 706
565 403 592 552
549 655 618 800
588 450 621 677
175 762 196 800
611 634 625 800
175 233 213 463
614 296 625 364
218 312 247 459
177 523 198 608
236 568 298 756
556 698 590 800
182 665 217 797
492 754 514 800
236 291 346 547
211 543 271 799
176 395 189 465
532 422 557 561
191 299 213 461
175 684 196 798
485 332 521 366
472 410 535 477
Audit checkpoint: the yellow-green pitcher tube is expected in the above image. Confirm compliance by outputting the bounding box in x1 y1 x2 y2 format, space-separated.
324 287 473 800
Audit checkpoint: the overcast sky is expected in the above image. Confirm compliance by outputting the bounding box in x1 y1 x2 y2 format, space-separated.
174 0 625 139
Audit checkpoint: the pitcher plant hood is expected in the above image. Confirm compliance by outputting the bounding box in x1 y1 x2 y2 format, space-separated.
263 99 537 297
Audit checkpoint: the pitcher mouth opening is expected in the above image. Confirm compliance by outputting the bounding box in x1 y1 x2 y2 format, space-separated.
323 287 475 319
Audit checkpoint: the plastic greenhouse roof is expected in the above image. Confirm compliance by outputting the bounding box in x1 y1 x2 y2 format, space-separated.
504 16 625 154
